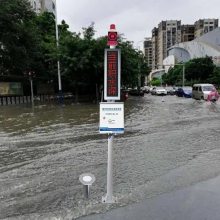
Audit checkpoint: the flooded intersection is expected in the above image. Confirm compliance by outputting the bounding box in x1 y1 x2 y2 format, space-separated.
1 95 220 219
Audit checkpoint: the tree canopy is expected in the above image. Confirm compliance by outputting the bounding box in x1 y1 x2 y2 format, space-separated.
0 0 150 98
0 0 41 76
162 57 220 86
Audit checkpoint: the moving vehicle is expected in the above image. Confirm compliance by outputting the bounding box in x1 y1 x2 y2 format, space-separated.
192 83 216 100
207 88 219 102
151 87 167 96
176 87 192 98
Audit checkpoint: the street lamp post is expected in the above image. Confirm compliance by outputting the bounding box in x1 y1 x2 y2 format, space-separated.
54 0 63 103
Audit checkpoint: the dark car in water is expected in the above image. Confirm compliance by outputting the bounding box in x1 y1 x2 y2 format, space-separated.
176 87 192 98
128 88 144 96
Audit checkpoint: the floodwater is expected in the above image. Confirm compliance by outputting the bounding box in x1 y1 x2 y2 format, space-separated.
1 95 220 219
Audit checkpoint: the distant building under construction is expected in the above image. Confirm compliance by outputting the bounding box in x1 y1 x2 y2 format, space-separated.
29 0 55 14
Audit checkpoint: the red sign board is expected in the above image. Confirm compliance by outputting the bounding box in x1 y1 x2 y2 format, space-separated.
104 49 121 100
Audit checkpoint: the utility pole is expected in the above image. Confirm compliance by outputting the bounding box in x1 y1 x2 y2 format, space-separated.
182 64 185 87
54 0 63 103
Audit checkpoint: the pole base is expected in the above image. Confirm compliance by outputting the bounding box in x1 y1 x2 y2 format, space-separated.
58 90 64 105
102 194 117 203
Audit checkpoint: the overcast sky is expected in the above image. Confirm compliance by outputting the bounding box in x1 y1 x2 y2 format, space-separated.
56 0 220 48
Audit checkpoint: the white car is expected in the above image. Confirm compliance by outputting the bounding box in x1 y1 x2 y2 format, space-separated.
151 87 167 96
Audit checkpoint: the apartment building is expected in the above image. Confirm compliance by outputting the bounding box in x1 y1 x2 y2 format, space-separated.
194 19 218 38
151 27 158 70
151 20 182 69
148 18 218 70
143 38 153 69
29 0 55 14
181 25 195 42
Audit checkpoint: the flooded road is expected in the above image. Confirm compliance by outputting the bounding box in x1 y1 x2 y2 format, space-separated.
1 95 220 219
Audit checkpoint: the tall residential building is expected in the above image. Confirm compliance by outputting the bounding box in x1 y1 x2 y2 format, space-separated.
181 25 195 42
152 20 182 69
29 0 55 14
151 27 158 70
194 19 218 38
143 38 153 68
147 18 219 72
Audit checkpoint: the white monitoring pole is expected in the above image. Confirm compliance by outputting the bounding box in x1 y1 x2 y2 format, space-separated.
54 0 62 97
100 24 124 203
105 133 114 202
104 42 116 204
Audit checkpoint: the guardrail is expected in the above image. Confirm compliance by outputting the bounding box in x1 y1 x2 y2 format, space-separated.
0 94 96 106
0 95 55 106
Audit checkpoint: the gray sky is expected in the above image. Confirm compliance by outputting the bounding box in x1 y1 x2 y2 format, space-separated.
56 0 220 47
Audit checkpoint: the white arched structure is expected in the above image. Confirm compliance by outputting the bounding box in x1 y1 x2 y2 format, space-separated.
149 69 165 81
165 27 220 67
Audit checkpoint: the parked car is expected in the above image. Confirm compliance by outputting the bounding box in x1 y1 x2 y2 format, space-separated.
166 87 176 95
141 86 151 93
129 88 144 96
151 87 167 96
176 87 192 98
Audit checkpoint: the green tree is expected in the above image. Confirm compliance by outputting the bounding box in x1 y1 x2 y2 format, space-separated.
34 12 57 80
185 57 215 82
119 39 149 88
208 66 220 86
0 0 42 76
163 57 216 86
162 65 182 86
150 77 161 86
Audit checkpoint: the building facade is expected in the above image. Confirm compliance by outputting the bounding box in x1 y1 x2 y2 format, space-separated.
151 20 182 69
143 38 153 69
194 19 218 38
181 25 195 42
151 27 159 70
29 0 42 13
29 0 55 14
147 18 219 71
165 27 220 68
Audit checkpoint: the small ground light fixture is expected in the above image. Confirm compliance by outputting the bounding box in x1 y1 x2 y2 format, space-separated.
79 173 96 199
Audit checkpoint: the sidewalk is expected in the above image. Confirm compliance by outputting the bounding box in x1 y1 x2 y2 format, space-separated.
79 175 220 220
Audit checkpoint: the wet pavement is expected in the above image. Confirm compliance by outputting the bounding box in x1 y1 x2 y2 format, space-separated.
1 95 220 219
80 175 220 220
